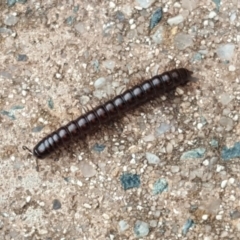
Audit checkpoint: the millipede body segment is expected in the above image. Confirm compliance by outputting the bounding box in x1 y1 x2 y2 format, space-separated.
33 68 193 159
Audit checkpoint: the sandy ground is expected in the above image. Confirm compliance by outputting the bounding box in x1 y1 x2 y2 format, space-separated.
1 0 240 239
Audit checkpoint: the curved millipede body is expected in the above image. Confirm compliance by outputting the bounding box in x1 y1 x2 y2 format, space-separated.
33 68 193 159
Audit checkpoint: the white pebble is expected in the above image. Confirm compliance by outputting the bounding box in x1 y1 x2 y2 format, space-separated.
228 178 235 184
216 165 224 172
209 11 217 19
129 19 134 24
102 213 110 219
55 73 62 79
94 77 106 89
146 152 160 165
130 24 136 29
22 90 27 96
216 214 222 220
203 20 208 26
83 203 91 208
203 159 209 166
26 196 31 202
173 2 181 8
77 180 83 186
229 195 236 201
229 65 236 71
202 214 209 220
167 15 184 25
70 166 79 173
109 2 115 8
221 179 228 188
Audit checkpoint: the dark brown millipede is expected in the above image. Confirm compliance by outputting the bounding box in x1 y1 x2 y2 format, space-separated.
24 68 193 160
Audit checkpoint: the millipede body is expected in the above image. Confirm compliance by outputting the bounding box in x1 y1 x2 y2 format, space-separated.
33 68 193 159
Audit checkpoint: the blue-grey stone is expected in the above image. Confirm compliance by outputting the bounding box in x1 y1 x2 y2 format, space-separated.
180 148 206 160
92 143 106 153
216 44 235 61
47 97 54 109
118 220 129 232
221 142 240 160
66 16 75 25
156 122 171 135
17 54 28 61
192 52 202 61
153 178 168 195
182 219 194 235
149 8 162 30
115 11 125 22
212 0 221 11
52 199 61 210
7 0 27 7
120 173 140 190
10 105 24 110
73 5 79 13
1 105 24 120
0 110 15 120
7 0 17 6
230 210 240 220
210 139 219 148
32 126 44 133
134 220 149 238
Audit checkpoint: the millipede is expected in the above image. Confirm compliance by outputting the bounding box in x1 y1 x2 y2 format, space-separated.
23 68 193 161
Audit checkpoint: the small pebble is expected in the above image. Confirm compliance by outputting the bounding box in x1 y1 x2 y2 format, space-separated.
210 139 219 148
182 219 194 235
92 143 106 152
151 26 164 44
80 161 96 178
203 159 209 166
135 0 155 9
171 166 180 173
149 8 163 30
156 122 171 135
230 210 240 219
167 15 184 25
228 178 235 184
221 180 228 188
134 220 149 238
55 73 62 79
74 22 86 34
102 60 115 71
221 142 240 160
17 54 28 61
102 213 110 220
119 220 129 232
149 220 158 228
152 178 168 195
180 147 206 160
83 203 91 209
202 214 209 220
229 65 236 71
4 15 19 26
216 44 235 61
70 166 78 173
209 11 217 18
216 165 224 172
174 33 193 50
120 173 140 190
52 199 61 210
146 152 160 165
109 1 115 8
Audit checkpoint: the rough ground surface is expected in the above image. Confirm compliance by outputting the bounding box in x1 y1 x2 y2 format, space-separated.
1 0 240 239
